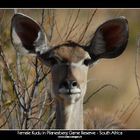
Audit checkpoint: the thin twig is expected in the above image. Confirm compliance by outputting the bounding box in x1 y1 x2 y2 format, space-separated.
0 10 6 34
65 9 80 40
135 36 140 96
0 45 26 111
63 10 74 38
124 101 140 124
78 9 97 43
0 70 3 102
38 88 49 118
47 9 55 42
119 96 138 119
0 103 17 128
31 105 48 129
24 58 39 128
54 19 64 42
41 9 45 26
37 69 51 84
83 84 118 104
45 111 56 129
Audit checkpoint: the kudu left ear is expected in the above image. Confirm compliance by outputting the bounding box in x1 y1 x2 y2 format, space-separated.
11 13 49 55
84 16 129 63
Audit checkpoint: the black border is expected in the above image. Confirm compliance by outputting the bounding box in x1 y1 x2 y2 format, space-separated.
0 0 140 138
0 0 140 8
0 130 140 138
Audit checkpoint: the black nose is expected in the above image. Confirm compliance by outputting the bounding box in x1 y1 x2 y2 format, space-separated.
61 80 78 89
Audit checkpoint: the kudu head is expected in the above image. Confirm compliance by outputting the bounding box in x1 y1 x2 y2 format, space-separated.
11 13 128 105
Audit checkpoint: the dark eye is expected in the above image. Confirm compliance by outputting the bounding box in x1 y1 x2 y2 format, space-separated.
47 56 61 66
83 59 91 66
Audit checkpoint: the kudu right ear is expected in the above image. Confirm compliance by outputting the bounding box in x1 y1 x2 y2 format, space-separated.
84 16 129 63
11 13 49 55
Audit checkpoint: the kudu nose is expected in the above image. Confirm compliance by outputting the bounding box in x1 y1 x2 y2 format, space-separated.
61 80 78 89
59 79 81 94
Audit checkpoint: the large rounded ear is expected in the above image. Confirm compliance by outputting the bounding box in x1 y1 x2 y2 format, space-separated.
11 13 49 55
84 17 129 63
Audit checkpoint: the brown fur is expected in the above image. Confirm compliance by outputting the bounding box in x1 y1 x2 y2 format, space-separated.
53 46 88 63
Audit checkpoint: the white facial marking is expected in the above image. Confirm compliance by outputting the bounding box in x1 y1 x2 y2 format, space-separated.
34 31 50 54
71 59 84 67
59 88 81 94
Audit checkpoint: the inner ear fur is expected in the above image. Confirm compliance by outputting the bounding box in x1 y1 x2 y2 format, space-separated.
11 13 49 55
85 17 129 62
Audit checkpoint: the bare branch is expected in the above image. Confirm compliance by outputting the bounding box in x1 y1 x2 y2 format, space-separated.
41 9 45 26
37 69 51 84
0 45 26 111
78 9 97 43
84 84 118 104
135 36 140 96
45 111 56 129
47 9 55 42
54 19 64 42
63 10 74 38
23 58 39 128
124 101 140 124
0 70 3 103
0 103 16 128
65 9 80 40
119 96 138 119
0 10 6 29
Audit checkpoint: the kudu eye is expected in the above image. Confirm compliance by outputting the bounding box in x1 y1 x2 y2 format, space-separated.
83 58 92 66
47 56 61 66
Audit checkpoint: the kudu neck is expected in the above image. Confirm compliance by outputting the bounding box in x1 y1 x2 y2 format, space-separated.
55 98 84 129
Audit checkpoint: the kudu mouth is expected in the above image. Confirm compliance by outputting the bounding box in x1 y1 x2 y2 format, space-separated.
58 87 81 95
58 80 81 95
58 83 82 104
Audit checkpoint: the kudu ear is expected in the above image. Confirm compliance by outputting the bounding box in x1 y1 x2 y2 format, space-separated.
11 13 49 55
84 17 129 63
